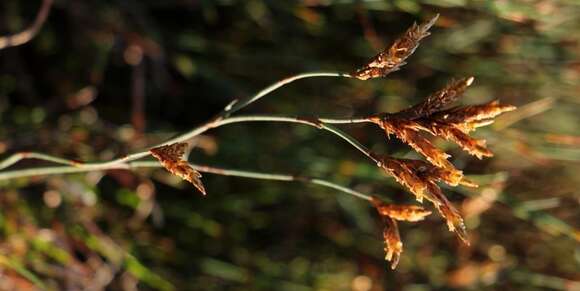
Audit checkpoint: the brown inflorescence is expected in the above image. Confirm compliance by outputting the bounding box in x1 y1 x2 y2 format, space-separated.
378 157 472 244
352 14 439 80
371 197 432 269
371 196 432 222
371 77 516 165
382 217 402 269
368 78 515 248
419 100 517 158
150 142 206 195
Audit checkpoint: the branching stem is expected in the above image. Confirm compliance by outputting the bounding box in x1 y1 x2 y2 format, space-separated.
0 161 373 201
0 71 379 202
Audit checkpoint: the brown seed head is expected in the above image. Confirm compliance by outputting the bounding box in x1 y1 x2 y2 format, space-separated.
434 100 517 125
425 183 470 245
371 197 432 222
372 78 516 161
382 217 403 269
395 77 475 119
379 157 429 202
150 142 206 195
352 14 439 80
372 117 459 173
378 157 470 243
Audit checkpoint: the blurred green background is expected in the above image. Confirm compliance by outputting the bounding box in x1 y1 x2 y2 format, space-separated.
0 0 579 290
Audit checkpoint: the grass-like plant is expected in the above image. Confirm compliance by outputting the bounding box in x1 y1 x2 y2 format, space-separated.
0 13 515 269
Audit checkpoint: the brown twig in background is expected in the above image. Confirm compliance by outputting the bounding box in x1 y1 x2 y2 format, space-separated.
0 0 53 50
356 3 383 52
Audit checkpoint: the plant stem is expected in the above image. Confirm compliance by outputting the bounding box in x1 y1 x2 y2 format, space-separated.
0 114 379 176
0 161 373 202
0 0 53 49
318 117 372 124
223 72 352 116
0 72 380 185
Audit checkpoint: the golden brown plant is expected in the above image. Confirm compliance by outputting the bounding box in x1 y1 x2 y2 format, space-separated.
382 217 402 269
0 12 518 274
377 157 471 244
369 77 515 268
371 196 432 222
371 197 431 269
150 142 206 195
419 100 517 158
371 78 516 165
368 78 514 249
352 14 439 80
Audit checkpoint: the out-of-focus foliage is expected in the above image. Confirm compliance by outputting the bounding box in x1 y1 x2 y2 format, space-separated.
0 0 578 290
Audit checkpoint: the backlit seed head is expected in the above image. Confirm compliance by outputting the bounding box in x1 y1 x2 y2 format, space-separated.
150 142 206 195
352 14 439 80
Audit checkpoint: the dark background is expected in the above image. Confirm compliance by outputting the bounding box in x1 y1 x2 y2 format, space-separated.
0 0 578 290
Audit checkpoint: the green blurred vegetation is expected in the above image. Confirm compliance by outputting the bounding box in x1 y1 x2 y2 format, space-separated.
0 0 579 290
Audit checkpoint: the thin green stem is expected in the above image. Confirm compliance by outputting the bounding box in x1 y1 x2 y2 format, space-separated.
318 117 372 124
0 114 377 174
0 71 353 171
0 72 378 186
0 161 373 202
223 72 351 116
320 123 380 163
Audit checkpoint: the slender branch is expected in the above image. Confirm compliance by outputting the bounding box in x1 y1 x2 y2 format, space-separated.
0 114 378 176
318 117 372 124
223 72 352 116
0 0 53 50
0 72 377 185
0 161 373 202
0 72 355 171
320 123 379 163
0 152 78 170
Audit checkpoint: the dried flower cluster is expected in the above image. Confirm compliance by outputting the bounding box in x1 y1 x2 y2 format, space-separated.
150 142 206 195
371 197 431 269
368 79 514 262
352 14 439 80
141 14 515 270
350 15 517 268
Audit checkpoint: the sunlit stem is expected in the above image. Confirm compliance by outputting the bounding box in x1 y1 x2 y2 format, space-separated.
0 114 378 177
0 161 373 202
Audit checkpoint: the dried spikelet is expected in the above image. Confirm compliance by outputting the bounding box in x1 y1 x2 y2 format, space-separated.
352 14 439 80
412 100 515 158
372 117 459 173
371 197 432 222
150 143 206 195
396 77 475 120
402 158 466 187
378 157 470 243
379 157 428 202
423 122 493 159
425 183 469 245
373 78 516 161
382 217 403 269
435 100 517 125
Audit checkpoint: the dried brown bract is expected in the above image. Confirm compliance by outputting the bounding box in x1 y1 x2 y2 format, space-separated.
378 157 470 244
371 196 432 222
382 217 403 269
371 197 432 268
371 78 516 163
352 14 439 80
373 118 457 173
150 142 206 195
417 99 516 159
395 77 475 120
